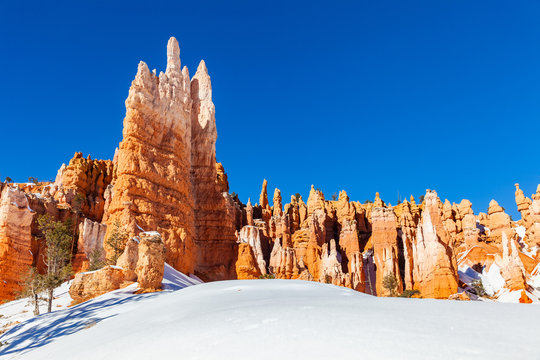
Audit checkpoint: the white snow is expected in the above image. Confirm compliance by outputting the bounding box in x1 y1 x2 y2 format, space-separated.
458 262 528 301
2 276 540 359
482 263 506 295
0 263 200 352
0 281 73 335
516 225 527 239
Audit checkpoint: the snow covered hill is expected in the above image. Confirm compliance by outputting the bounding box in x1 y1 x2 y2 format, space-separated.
2 271 540 359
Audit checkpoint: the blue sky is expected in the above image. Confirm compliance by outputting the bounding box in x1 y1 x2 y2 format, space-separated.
1 1 540 219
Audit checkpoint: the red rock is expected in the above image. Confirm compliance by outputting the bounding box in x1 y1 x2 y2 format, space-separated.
487 200 512 245
272 188 282 217
0 186 35 301
519 290 533 304
69 266 129 303
72 218 106 273
412 191 458 299
307 185 325 217
237 225 267 275
236 243 262 279
371 207 402 296
116 237 139 281
496 232 526 291
135 232 166 292
398 199 419 290
53 152 113 222
103 38 237 281
514 183 531 225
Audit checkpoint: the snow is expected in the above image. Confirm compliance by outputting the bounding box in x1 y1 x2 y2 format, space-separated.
458 262 523 300
516 225 526 239
2 277 540 359
0 280 73 335
482 263 506 295
0 264 200 350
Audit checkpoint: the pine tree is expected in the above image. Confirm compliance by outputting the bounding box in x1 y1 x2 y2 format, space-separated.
88 247 106 271
382 272 398 297
19 267 45 316
105 220 128 264
38 215 74 312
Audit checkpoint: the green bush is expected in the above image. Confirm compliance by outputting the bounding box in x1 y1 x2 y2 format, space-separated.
471 279 486 297
399 289 420 298
258 274 275 279
382 273 398 297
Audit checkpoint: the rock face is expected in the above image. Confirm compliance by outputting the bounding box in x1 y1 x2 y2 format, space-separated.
54 152 113 222
116 237 139 281
73 218 107 273
526 185 540 247
236 243 262 279
412 191 458 299
69 266 128 304
135 232 166 292
0 186 35 300
103 38 237 280
237 226 266 276
398 199 419 290
191 61 238 281
104 38 196 275
514 183 532 225
371 207 402 296
70 231 166 301
487 200 512 245
497 232 526 291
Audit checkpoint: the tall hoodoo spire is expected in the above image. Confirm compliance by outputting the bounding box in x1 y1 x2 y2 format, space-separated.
166 37 181 75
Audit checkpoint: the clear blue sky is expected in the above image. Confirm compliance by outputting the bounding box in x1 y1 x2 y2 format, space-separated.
1 1 540 219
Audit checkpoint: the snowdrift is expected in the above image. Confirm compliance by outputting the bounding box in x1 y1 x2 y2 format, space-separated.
2 273 540 359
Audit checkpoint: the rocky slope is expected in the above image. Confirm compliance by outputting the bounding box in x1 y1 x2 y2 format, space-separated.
1 37 540 303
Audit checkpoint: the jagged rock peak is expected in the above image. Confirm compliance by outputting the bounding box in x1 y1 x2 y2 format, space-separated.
260 179 269 209
273 188 282 217
192 60 212 103
488 199 504 215
374 192 384 207
338 190 349 202
166 37 181 75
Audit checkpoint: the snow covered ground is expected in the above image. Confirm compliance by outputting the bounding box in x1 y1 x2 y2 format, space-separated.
2 273 540 359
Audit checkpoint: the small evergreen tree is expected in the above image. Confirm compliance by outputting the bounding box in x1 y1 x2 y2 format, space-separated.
382 272 398 297
38 215 74 312
28 177 39 185
332 192 338 201
105 220 128 264
294 193 301 202
471 279 486 297
19 267 45 316
88 247 106 271
70 193 86 254
399 289 420 298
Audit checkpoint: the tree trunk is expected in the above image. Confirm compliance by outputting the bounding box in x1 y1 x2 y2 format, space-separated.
48 287 53 313
33 293 40 316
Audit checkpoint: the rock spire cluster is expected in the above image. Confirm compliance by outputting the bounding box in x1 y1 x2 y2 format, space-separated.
2 38 540 303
